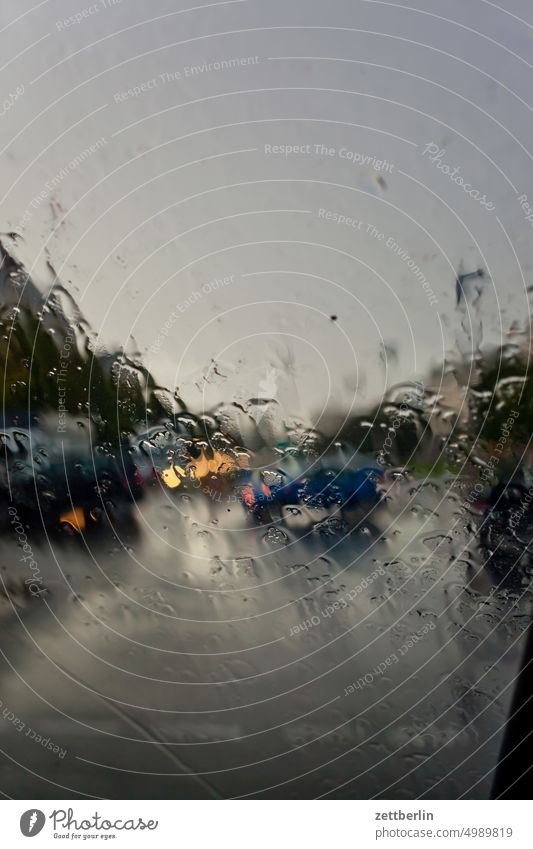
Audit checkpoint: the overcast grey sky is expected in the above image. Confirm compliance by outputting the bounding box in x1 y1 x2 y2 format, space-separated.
1 0 532 419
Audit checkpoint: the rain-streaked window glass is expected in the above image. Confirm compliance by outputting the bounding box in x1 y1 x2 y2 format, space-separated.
0 0 531 810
